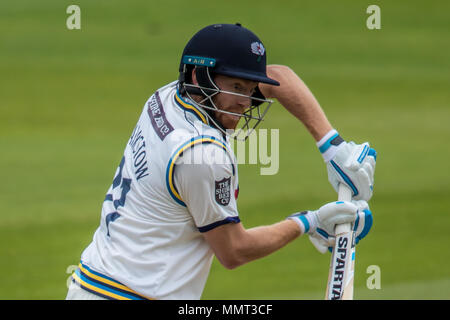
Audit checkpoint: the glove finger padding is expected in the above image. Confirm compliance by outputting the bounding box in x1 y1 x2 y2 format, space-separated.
346 142 370 171
362 162 374 184
365 155 376 173
316 201 358 235
352 200 373 244
307 200 373 254
318 130 377 202
309 233 335 254
355 168 372 200
288 200 370 254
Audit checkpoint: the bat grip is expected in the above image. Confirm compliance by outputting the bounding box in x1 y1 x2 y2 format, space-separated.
335 184 352 234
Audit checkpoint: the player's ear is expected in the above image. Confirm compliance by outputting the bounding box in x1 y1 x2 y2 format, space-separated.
191 67 198 85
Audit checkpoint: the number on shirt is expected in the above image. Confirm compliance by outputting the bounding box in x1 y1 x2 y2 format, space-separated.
104 156 132 237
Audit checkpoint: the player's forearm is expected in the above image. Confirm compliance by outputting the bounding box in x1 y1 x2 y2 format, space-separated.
260 64 333 141
232 220 301 268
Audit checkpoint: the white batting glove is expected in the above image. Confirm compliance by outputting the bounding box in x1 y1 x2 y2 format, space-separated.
288 201 358 236
317 129 377 201
308 200 373 254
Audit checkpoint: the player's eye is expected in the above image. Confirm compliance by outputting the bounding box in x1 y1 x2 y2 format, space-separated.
233 84 255 96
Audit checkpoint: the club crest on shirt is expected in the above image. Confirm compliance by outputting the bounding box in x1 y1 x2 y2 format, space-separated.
215 177 231 206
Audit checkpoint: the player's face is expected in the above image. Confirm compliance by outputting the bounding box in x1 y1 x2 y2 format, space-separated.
211 74 258 130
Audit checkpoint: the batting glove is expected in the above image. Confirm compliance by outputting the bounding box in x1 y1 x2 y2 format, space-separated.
288 201 358 236
317 129 377 201
308 200 373 254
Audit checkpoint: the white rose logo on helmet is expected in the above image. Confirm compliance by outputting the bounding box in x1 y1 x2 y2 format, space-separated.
251 42 265 61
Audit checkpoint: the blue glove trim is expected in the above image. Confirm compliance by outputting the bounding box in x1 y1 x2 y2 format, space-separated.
318 133 339 154
368 148 377 161
357 145 370 163
356 209 373 242
353 214 360 232
330 160 358 197
316 227 329 239
298 215 310 233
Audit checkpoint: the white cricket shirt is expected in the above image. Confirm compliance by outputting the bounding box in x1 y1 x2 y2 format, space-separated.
77 81 240 300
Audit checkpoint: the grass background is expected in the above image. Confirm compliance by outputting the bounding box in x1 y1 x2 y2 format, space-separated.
0 0 449 299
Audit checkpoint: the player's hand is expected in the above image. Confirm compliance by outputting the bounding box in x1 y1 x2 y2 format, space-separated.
308 200 373 254
317 129 377 201
288 201 358 237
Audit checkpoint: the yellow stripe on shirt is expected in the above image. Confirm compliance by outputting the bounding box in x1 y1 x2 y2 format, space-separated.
174 92 208 124
78 263 138 295
73 262 154 300
166 136 230 206
72 271 131 300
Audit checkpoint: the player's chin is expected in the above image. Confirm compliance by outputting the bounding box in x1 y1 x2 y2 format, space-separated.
220 114 241 131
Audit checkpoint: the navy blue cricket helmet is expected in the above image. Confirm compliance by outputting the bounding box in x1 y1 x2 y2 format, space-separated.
179 23 279 86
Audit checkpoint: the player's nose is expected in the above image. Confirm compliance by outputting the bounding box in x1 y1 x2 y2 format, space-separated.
236 96 252 110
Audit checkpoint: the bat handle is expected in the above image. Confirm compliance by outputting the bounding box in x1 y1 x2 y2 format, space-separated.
338 183 352 201
335 184 352 234
326 184 355 300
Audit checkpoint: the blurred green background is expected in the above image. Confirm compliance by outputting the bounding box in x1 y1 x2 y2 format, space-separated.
1 0 449 299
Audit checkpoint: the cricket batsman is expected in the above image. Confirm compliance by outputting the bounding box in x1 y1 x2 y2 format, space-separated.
66 23 376 300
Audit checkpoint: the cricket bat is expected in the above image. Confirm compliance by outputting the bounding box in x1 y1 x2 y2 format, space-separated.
325 184 355 300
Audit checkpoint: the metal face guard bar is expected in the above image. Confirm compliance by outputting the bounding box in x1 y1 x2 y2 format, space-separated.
182 82 273 141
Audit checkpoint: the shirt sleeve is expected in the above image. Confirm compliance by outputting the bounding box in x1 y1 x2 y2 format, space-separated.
173 143 240 232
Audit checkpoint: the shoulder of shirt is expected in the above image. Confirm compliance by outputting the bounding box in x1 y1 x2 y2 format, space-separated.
169 133 236 179
143 81 236 162
166 133 236 207
173 134 234 163
160 81 211 127
153 81 231 145
158 80 179 93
